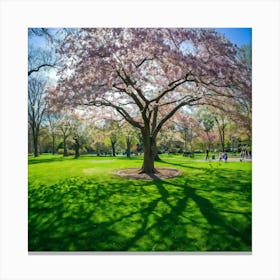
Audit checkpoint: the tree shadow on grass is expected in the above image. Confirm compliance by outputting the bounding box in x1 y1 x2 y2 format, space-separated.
28 156 65 165
124 178 251 251
161 159 252 194
29 171 251 252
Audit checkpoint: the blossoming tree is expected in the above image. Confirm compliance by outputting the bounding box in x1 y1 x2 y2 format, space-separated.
52 28 251 174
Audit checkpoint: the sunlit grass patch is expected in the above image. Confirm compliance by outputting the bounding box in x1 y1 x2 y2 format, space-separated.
28 154 252 252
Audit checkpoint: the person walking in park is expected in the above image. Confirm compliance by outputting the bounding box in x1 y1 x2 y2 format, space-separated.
223 152 228 162
205 149 209 160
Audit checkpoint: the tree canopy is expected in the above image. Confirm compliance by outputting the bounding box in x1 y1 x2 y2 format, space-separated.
29 28 252 173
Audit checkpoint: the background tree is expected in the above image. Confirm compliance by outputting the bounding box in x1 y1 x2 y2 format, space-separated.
28 29 62 157
121 122 138 157
135 132 143 155
91 126 109 156
198 110 215 152
157 124 176 154
172 112 200 155
103 120 121 156
28 28 71 76
28 76 47 157
51 28 251 173
28 47 57 76
71 119 91 159
56 114 74 156
212 109 228 152
109 133 117 156
159 128 184 154
181 116 199 155
45 111 60 154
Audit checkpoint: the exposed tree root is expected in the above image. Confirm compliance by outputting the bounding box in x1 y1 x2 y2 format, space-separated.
138 167 159 174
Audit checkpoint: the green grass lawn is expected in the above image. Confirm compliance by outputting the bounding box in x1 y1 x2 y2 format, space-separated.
28 154 252 252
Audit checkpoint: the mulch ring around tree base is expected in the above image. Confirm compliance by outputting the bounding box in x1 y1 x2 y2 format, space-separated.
115 167 181 180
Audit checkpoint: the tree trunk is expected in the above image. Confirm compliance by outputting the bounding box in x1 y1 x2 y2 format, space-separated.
222 126 225 152
74 144 80 159
215 117 226 153
33 137 39 157
218 126 225 152
206 131 211 152
139 131 158 174
52 134 55 155
32 126 39 157
111 141 116 156
126 138 131 157
73 136 80 159
63 136 68 156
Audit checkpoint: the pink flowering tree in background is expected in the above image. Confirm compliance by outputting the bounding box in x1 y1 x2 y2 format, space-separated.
51 28 251 174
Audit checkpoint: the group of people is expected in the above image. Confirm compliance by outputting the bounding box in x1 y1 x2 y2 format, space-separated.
205 150 228 162
218 152 228 162
205 148 251 162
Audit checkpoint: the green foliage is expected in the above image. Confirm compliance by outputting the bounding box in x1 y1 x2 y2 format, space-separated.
28 154 252 251
200 113 215 133
57 148 75 155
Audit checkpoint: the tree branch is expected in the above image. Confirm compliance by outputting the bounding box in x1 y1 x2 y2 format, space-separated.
135 57 154 68
150 71 195 103
151 103 158 133
152 96 202 137
28 63 55 76
156 95 189 108
118 68 149 104
86 99 143 129
115 70 144 110
115 69 151 126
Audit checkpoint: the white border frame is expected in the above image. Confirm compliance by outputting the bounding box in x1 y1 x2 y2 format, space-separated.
1 0 279 279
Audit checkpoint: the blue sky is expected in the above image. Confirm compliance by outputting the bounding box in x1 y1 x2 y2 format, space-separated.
29 28 252 50
215 28 252 46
